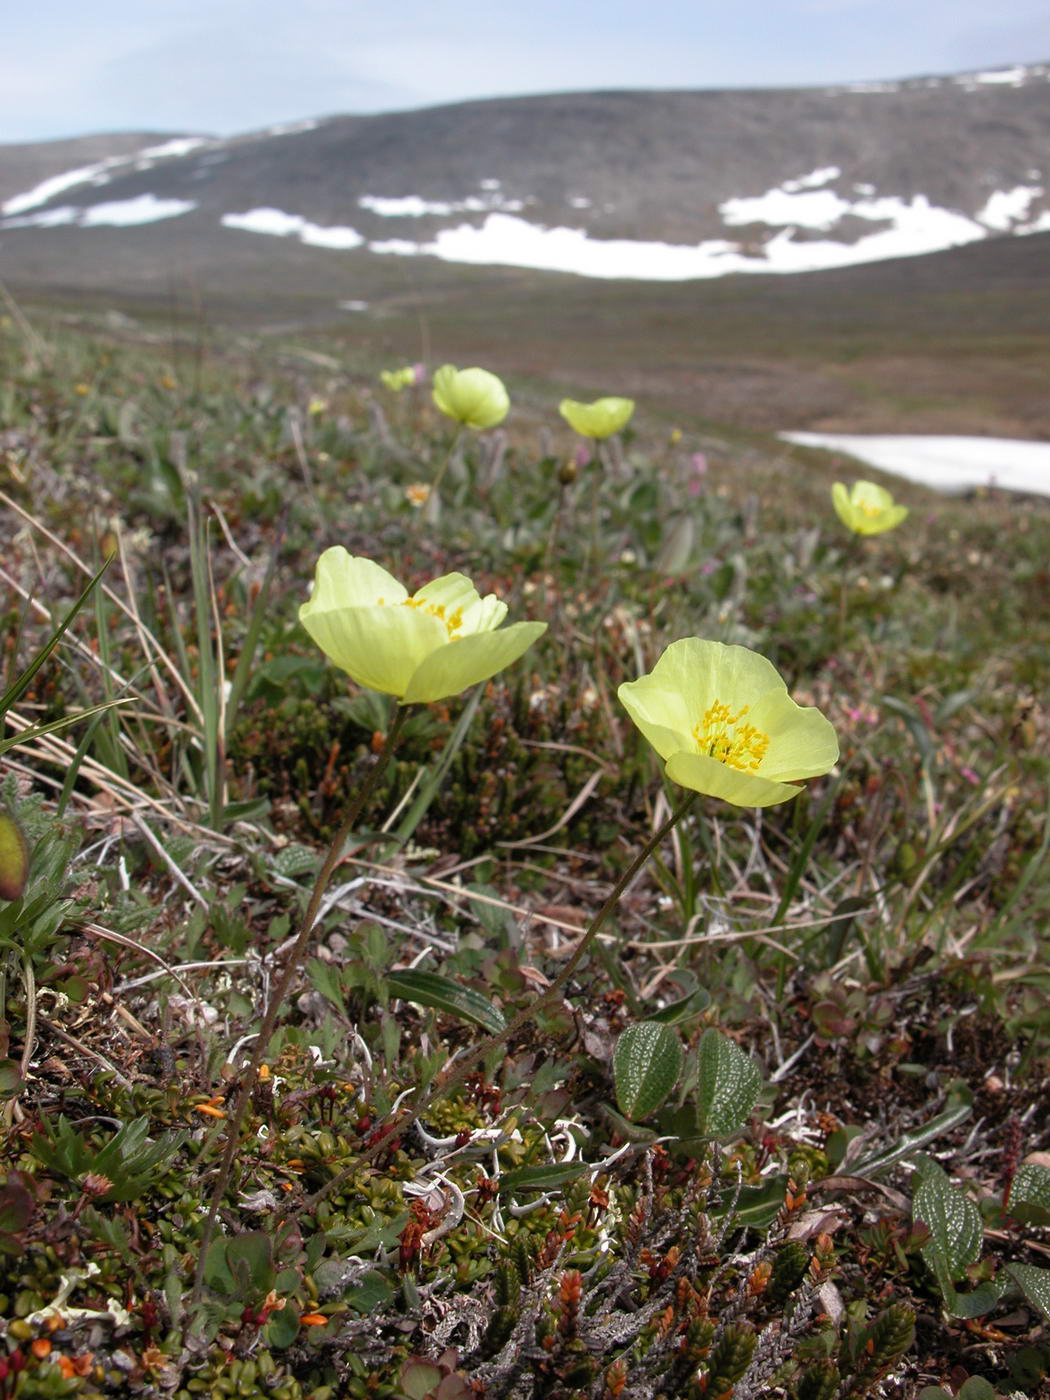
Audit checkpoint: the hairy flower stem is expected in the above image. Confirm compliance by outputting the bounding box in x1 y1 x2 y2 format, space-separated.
587 439 602 571
427 423 464 504
188 702 413 1318
300 790 699 1217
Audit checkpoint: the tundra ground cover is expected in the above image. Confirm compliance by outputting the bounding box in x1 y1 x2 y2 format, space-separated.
0 313 1047 1399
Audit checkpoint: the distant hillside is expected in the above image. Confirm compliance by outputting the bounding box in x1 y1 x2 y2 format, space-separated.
1 63 1049 298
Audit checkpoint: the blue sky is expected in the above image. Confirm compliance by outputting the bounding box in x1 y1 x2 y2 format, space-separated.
4 0 1050 142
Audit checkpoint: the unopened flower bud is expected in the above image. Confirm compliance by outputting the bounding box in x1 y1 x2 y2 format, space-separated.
0 805 29 902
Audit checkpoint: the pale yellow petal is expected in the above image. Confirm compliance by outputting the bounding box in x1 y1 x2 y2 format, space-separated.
414 573 481 615
747 692 840 780
302 548 407 614
617 674 695 760
301 602 445 697
853 481 894 513
665 752 802 807
403 621 547 703
460 592 509 634
659 638 787 717
433 365 509 429
831 482 854 531
559 397 635 439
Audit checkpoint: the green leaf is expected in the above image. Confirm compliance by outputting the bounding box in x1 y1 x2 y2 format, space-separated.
0 556 112 720
696 1028 761 1136
944 1280 1006 1319
224 1232 276 1300
272 844 319 879
708 1174 791 1230
385 969 505 1034
264 1301 300 1349
911 1157 1001 1315
850 1082 973 1177
344 1269 395 1314
613 1022 683 1121
649 985 711 1026
0 1180 34 1249
400 1360 445 1400
0 699 132 759
0 1059 26 1098
1007 1262 1050 1319
1009 1163 1050 1226
499 1163 588 1195
913 1158 982 1281
953 1381 997 1400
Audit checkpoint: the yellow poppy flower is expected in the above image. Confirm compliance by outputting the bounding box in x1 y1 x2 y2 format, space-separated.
832 481 908 536
618 639 838 808
380 366 416 392
432 365 509 429
559 397 635 439
300 550 545 703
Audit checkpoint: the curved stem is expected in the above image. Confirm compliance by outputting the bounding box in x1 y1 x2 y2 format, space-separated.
428 424 464 502
188 701 413 1318
300 789 699 1216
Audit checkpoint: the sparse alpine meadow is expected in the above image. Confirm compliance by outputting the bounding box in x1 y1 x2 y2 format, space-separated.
0 302 1048 1400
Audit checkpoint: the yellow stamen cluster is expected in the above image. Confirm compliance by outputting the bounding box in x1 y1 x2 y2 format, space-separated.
693 701 769 773
400 597 464 637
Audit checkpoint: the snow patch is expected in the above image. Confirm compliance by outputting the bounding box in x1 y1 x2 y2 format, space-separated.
977 185 1044 230
138 137 211 159
2 158 122 215
2 195 195 229
339 299 369 311
80 195 197 226
780 432 1050 497
2 205 78 228
2 136 209 216
973 66 1027 86
365 194 993 280
782 167 841 192
721 187 852 231
222 207 363 249
358 189 524 217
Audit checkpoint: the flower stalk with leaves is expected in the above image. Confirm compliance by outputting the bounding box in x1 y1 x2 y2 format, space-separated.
190 555 545 1321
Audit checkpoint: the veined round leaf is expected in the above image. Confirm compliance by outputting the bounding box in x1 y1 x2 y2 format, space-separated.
1006 1262 1050 1319
696 1028 762 1136
913 1158 982 1280
613 1021 683 1121
1008 1163 1050 1226
385 969 506 1034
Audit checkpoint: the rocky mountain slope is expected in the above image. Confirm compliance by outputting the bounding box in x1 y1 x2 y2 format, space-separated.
1 62 1049 299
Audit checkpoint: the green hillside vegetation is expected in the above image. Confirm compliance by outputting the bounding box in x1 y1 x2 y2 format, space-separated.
0 307 1047 1399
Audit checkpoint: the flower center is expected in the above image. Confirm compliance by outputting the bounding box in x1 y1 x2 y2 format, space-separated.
692 701 769 773
857 499 882 518
397 596 464 638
